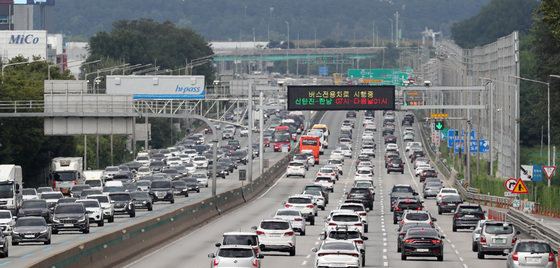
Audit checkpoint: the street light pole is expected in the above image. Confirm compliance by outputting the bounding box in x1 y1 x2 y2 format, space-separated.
480 77 494 176
285 21 290 75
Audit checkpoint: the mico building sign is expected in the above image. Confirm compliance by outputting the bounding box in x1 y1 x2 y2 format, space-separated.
106 75 206 99
0 31 47 61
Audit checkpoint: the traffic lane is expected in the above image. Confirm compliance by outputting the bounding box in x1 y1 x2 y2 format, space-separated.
7 178 244 267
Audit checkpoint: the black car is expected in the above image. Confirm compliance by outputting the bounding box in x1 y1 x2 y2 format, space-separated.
390 185 418 211
384 153 400 168
410 150 426 163
452 204 485 232
230 151 248 165
108 192 136 217
18 200 51 223
218 158 237 172
393 198 423 224
51 203 90 234
150 180 175 204
125 161 142 172
401 227 444 261
227 140 241 150
387 158 405 174
171 180 190 197
437 195 463 214
183 178 201 193
149 161 166 172
130 191 153 211
346 111 357 118
12 216 51 246
70 185 91 198
384 134 397 143
346 187 374 210
397 222 433 252
162 169 183 180
80 189 103 198
364 110 375 117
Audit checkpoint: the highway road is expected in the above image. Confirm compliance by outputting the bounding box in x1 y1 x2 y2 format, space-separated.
5 111 294 267
124 110 512 268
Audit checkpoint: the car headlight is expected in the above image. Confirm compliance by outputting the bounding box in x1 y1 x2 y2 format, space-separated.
142 201 147 204
52 218 60 223
40 229 48 234
79 215 86 222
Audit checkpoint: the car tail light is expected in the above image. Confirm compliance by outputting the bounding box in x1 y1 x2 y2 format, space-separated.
480 236 486 243
404 239 415 243
284 231 294 236
53 180 56 189
355 240 363 244
431 239 441 243
329 223 337 226
300 166 304 169
512 237 517 246
512 252 518 261
331 173 335 176
348 194 352 198
355 223 362 226
315 180 320 182
454 214 459 218
368 174 372 177
285 204 292 208
359 212 366 216
430 221 434 227
400 232 406 236
480 214 485 219
213 258 219 266
395 207 401 211
294 218 303 221
306 205 314 208
74 179 77 185
253 247 259 254
548 253 554 262
417 207 422 210
440 202 447 205
256 231 264 235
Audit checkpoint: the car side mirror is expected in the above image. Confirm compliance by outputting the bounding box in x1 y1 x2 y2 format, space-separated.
432 218 437 222
413 192 418 196
363 236 369 240
483 210 487 213
251 226 257 231
257 253 264 259
282 201 286 205
215 243 221 247
441 235 445 239
208 253 215 258
554 250 558 255
311 248 318 253
516 231 520 235
503 249 510 255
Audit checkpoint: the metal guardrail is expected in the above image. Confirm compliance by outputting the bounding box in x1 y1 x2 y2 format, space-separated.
414 112 560 249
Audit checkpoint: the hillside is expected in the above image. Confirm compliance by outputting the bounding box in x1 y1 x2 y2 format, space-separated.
53 0 490 41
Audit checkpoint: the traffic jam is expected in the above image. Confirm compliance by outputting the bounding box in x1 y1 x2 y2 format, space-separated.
208 109 558 268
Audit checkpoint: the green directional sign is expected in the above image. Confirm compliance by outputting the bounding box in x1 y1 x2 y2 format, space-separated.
435 121 444 130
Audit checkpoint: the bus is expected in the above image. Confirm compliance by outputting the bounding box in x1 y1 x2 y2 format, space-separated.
273 133 292 152
299 136 320 162
275 125 297 141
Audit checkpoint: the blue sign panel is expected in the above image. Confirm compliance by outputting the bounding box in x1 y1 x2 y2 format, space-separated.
479 139 489 153
470 130 476 139
447 129 455 148
319 66 328 76
470 139 478 153
532 166 543 181
454 139 464 153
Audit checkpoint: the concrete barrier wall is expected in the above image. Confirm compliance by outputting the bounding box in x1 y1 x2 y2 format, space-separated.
30 111 325 268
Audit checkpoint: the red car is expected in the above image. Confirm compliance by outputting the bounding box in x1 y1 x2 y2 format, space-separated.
263 136 271 147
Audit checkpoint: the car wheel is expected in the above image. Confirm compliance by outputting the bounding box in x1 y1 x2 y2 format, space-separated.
401 170 404 174
397 244 401 252
98 220 104 227
315 211 318 216
289 246 296 256
387 170 390 174
148 206 153 211
130 211 136 218
321 206 325 211
437 255 443 261
52 229 58 235
197 189 200 193
477 252 485 259
393 218 397 224
452 224 457 232
44 239 51 245
364 225 368 233
83 227 89 234
109 216 115 223
170 199 175 204
401 253 407 260
11 241 18 246
300 230 306 236
362 254 365 265
438 208 442 215
310 217 315 226
185 193 189 197
472 242 478 252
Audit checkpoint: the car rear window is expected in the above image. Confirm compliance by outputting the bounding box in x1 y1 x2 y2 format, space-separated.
289 162 303 166
328 231 360 239
442 195 462 202
218 248 254 258
516 242 552 253
458 206 483 213
223 235 257 246
276 210 300 216
288 197 311 204
405 213 429 221
485 223 514 234
260 221 289 230
357 170 370 175
393 186 413 193
332 215 360 222
407 228 439 237
322 242 356 250
350 188 369 194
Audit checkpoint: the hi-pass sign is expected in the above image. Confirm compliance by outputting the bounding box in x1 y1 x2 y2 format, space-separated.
287 85 395 111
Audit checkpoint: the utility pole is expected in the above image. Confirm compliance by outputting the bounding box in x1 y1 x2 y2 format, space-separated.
247 82 253 182
395 11 399 48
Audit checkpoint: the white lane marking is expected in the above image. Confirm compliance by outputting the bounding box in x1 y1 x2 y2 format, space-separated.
314 241 319 245
383 248 387 253
455 250 460 255
384 262 388 267
306 254 311 258
383 255 387 259
459 257 464 262
256 173 285 200
451 244 456 249
383 242 387 246
302 260 307 265
463 265 468 268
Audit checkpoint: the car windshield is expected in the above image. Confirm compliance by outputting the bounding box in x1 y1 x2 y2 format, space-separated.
137 181 151 187
288 197 311 204
72 185 90 191
356 183 372 188
516 242 552 253
303 191 321 197
407 229 439 238
103 186 124 192
110 194 131 201
78 200 98 208
91 196 109 203
260 221 289 230
393 187 413 193
22 189 36 195
217 248 254 258
328 231 360 239
276 210 300 216
85 180 102 187
55 205 84 214
41 193 63 199
322 242 356 250
223 235 258 246
192 173 206 179
172 181 186 187
320 168 334 173
485 223 514 234
398 201 420 209
340 205 363 212
16 218 46 227
163 169 178 174
151 181 171 188
82 190 102 196
406 213 429 221
130 192 150 199
138 167 150 172
0 211 10 219
316 177 332 182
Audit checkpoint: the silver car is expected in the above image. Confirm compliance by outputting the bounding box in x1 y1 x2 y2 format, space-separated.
208 245 263 268
477 221 520 259
471 219 487 252
274 208 306 235
506 239 557 268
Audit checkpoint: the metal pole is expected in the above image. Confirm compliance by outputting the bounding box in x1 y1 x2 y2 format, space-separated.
259 91 264 174
110 134 114 166
247 82 253 182
145 116 149 150
515 81 520 181
547 82 551 186
84 135 87 170
96 135 99 169
467 118 471 186
490 82 494 176
211 138 218 197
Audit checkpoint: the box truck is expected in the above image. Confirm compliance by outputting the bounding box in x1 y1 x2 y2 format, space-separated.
0 165 23 214
51 157 83 195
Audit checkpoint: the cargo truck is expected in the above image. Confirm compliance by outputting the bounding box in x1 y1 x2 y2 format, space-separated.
0 165 23 214
51 157 83 195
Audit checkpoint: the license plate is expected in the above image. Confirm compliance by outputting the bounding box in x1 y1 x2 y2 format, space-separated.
393 164 399 167
268 234 281 237
493 238 505 243
64 224 74 227
24 234 34 238
527 257 541 263
416 248 429 252
465 215 475 218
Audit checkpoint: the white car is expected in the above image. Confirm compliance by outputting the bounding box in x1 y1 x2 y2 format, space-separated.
300 150 316 166
312 240 362 268
184 162 197 175
192 156 209 168
87 194 115 223
354 168 373 181
166 157 183 167
135 155 150 166
337 145 352 158
329 150 345 162
84 179 103 191
385 143 399 153
136 180 151 192
314 177 335 192
360 147 375 158
0 210 14 231
183 149 198 159
284 195 317 225
256 219 297 256
341 124 352 132
40 191 64 209
339 203 369 232
364 124 377 132
22 188 38 200
361 131 375 141
286 161 306 178
356 161 374 173
302 190 326 210
399 210 435 229
136 166 152 178
208 245 262 268
317 167 338 181
327 159 344 175
274 209 306 235
363 116 374 126
178 154 191 164
406 142 422 152
76 199 104 226
192 172 209 187
471 219 487 252
415 164 432 177
325 211 365 235
436 188 460 203
323 227 368 265
102 166 120 181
